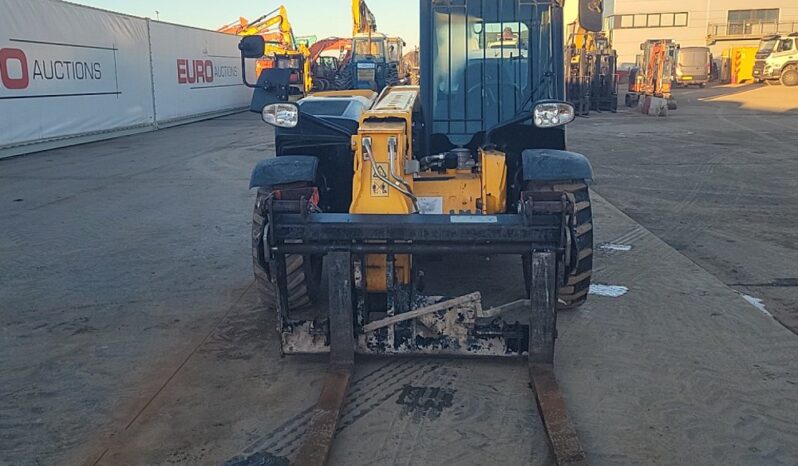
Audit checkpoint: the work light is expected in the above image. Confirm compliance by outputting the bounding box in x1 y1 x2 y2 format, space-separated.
262 103 299 128
533 102 576 128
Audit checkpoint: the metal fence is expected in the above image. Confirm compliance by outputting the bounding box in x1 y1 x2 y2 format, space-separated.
708 21 798 40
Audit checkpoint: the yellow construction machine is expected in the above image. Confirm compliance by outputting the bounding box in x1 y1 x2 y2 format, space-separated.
219 5 312 97
565 22 618 115
237 0 603 463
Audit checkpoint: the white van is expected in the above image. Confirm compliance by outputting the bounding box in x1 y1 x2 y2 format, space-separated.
674 47 711 87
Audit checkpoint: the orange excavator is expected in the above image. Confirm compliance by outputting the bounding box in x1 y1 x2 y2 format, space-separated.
305 0 395 92
217 5 312 97
307 37 352 91
625 39 678 110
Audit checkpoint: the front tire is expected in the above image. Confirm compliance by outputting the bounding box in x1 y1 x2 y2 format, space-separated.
252 189 321 312
781 67 798 87
524 181 593 310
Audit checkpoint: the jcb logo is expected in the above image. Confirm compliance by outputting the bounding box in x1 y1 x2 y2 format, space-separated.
0 48 30 89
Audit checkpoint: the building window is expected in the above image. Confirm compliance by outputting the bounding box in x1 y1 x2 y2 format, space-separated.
647 14 660 27
727 9 779 35
608 12 689 30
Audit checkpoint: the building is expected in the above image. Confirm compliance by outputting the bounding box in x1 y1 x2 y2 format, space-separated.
602 1 798 66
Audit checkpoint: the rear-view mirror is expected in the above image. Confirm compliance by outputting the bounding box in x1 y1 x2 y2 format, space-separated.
239 35 265 59
578 0 604 32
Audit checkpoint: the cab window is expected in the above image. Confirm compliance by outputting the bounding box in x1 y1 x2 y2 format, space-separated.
778 39 794 52
354 39 385 58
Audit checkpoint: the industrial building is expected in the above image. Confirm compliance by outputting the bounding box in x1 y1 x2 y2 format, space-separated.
603 0 798 65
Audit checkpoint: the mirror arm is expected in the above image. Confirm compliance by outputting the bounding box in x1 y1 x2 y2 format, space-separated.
485 113 532 146
240 55 259 89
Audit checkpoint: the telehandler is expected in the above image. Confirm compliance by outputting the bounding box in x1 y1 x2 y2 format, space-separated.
238 0 601 463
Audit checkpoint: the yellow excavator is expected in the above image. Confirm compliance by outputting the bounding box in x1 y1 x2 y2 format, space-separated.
218 5 312 97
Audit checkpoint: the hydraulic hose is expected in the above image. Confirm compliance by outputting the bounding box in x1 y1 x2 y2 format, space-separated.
363 138 418 212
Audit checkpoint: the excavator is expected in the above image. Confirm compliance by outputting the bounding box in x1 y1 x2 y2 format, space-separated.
235 1 606 463
218 5 312 97
306 37 351 92
625 39 678 110
565 22 618 115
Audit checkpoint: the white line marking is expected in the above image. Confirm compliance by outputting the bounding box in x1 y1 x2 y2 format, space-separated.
589 284 629 298
740 293 773 318
599 243 632 252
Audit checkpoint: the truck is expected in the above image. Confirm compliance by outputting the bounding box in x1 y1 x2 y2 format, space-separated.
752 33 798 87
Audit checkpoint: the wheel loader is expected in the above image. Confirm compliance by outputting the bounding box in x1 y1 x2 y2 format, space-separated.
238 0 600 462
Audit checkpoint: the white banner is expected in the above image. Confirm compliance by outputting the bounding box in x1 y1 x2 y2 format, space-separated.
0 0 255 156
0 0 154 149
149 22 254 123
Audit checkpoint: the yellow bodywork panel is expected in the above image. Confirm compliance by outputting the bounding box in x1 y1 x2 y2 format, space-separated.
412 150 506 215
350 87 419 292
347 86 507 292
480 149 508 214
312 89 378 101
350 120 414 214
414 171 482 214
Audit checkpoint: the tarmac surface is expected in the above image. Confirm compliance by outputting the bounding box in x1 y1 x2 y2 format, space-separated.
1 84 797 465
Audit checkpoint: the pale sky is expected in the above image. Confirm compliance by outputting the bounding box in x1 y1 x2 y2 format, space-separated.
71 0 420 48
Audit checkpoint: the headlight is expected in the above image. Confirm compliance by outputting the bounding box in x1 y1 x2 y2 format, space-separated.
262 103 298 128
533 102 575 128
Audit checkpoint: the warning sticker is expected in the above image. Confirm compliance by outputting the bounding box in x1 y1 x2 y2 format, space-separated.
417 196 443 215
370 163 390 197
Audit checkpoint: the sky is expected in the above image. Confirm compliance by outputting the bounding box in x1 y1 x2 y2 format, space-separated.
71 0 421 48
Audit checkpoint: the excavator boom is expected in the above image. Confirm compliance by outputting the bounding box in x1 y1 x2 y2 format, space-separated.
352 0 377 36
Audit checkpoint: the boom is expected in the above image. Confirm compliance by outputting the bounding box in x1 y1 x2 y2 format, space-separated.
352 0 377 36
217 5 297 52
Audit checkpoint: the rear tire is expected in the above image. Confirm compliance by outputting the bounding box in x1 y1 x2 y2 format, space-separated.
524 181 593 310
781 67 798 87
385 64 400 86
252 189 321 312
335 67 353 90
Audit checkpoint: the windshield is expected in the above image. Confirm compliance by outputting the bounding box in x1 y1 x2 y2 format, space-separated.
431 0 555 145
276 57 302 70
353 38 385 59
758 39 778 54
678 48 709 67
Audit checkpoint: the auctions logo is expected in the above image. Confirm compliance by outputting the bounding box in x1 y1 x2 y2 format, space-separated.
0 48 29 89
176 58 239 85
0 39 118 99
0 47 104 90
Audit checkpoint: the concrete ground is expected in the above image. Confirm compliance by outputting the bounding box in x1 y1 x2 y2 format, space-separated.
571 84 798 333
1 84 797 466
